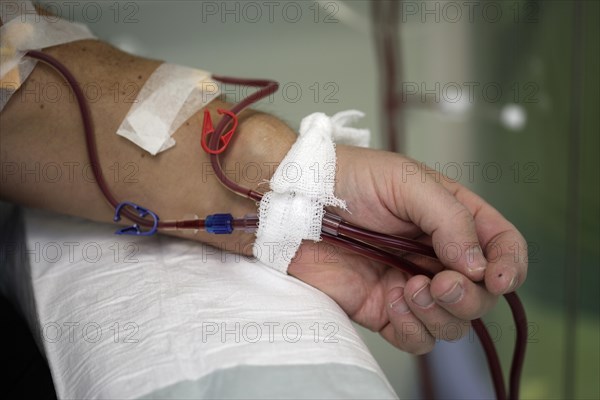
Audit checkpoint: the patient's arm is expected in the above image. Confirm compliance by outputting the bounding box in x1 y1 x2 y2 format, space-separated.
0 39 295 252
0 38 527 355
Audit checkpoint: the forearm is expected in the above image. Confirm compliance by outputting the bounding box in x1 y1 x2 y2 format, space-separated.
0 39 296 249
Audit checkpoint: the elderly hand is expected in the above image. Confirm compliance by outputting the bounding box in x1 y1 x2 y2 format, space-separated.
287 145 528 354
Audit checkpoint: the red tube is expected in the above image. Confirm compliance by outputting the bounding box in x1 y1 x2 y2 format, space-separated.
26 51 229 231
337 221 438 259
208 74 527 400
25 50 526 400
209 75 280 201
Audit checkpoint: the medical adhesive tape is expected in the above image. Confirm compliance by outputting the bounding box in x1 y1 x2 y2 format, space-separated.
115 63 221 155
0 0 96 111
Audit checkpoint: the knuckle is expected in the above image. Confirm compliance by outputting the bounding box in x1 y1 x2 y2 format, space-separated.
458 298 490 320
450 203 475 227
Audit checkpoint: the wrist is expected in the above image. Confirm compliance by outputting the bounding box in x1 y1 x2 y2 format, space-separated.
208 109 297 215
171 107 295 252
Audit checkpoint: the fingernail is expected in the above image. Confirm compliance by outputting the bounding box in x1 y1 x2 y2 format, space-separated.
466 245 487 274
439 281 464 304
507 275 519 292
389 288 410 315
412 284 434 308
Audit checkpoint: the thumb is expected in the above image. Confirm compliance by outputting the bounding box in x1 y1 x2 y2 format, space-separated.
394 162 487 281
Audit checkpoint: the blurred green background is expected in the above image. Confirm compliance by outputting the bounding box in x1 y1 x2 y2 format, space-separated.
402 1 599 398
42 0 598 398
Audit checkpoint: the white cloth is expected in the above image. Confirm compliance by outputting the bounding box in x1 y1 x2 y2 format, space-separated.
11 208 392 399
254 110 370 273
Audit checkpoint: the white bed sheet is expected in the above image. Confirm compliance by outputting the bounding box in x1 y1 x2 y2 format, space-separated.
0 204 398 399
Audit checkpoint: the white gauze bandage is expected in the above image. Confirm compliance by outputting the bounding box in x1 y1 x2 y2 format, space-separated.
115 63 220 155
254 110 370 274
0 0 96 111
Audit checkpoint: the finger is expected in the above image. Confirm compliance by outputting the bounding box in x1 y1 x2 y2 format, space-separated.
483 230 528 294
394 162 488 280
403 275 471 341
429 270 498 320
439 182 528 295
380 286 435 355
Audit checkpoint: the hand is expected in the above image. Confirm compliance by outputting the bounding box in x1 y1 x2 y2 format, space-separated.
287 145 528 354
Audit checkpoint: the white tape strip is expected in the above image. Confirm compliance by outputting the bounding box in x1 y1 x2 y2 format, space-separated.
254 110 370 274
115 63 221 155
0 0 96 111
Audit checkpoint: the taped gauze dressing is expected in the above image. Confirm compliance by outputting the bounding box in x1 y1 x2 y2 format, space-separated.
254 110 370 274
116 63 220 155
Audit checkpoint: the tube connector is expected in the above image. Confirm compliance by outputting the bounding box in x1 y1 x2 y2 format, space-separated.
205 213 234 234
